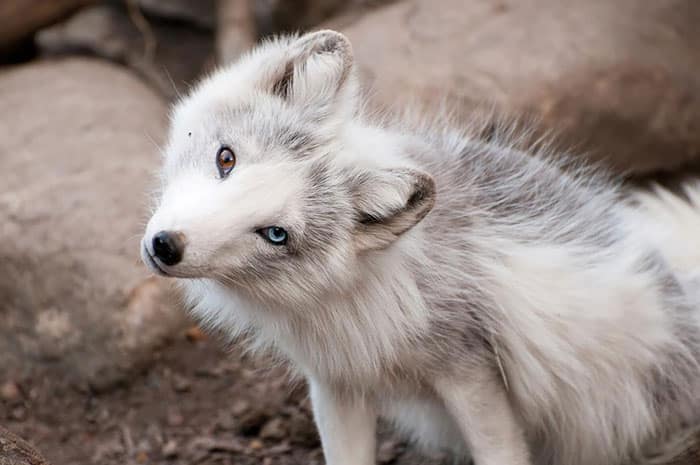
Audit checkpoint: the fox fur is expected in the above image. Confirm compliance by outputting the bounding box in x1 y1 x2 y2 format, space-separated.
141 30 700 465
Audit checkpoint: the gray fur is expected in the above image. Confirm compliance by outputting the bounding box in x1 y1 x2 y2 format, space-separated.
142 30 700 465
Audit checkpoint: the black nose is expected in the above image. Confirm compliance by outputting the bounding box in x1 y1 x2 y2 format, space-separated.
152 230 184 266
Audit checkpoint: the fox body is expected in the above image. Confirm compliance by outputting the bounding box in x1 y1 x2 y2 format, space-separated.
142 31 700 465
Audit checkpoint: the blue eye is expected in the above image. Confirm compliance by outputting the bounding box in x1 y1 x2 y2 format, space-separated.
258 226 288 245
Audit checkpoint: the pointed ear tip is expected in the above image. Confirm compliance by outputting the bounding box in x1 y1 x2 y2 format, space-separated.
301 29 353 58
312 29 350 42
416 171 436 190
413 172 437 206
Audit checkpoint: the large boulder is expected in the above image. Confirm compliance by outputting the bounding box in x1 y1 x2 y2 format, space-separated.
37 3 215 101
0 0 94 51
331 0 700 175
252 0 392 36
217 0 256 64
0 426 51 465
215 0 395 64
0 58 187 390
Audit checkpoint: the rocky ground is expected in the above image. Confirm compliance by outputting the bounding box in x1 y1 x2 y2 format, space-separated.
2 327 449 465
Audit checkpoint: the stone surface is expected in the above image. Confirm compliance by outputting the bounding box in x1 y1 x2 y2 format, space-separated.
217 0 256 64
0 58 187 390
216 0 395 63
0 0 94 51
332 0 700 175
37 3 215 100
138 0 216 29
0 426 51 465
253 0 395 36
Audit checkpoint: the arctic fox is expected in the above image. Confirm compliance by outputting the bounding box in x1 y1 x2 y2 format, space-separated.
141 30 700 465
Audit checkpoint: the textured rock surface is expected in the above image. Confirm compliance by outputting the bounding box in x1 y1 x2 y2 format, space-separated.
253 0 394 36
0 0 94 50
0 58 187 390
332 0 700 175
216 0 396 63
37 3 215 100
138 0 216 29
0 426 51 465
217 0 256 64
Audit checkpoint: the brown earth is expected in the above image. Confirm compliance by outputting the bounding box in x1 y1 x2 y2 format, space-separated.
1 328 452 465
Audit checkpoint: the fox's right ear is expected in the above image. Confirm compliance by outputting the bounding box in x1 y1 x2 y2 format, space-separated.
269 30 356 117
349 168 436 251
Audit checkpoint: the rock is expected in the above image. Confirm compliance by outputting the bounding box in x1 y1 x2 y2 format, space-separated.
252 0 394 37
236 407 270 437
166 410 185 427
9 407 27 421
216 0 256 64
161 439 178 458
216 0 395 63
36 3 215 100
287 413 320 447
332 0 700 176
0 0 94 52
259 418 288 440
0 381 22 403
248 438 264 450
138 0 216 29
171 374 192 393
0 426 51 465
231 399 251 416
185 325 207 342
214 411 236 431
0 58 187 390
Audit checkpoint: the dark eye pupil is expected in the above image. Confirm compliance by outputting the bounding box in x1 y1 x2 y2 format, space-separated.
220 152 233 165
216 147 236 177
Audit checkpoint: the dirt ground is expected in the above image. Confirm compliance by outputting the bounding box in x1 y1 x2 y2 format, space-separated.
1 325 452 465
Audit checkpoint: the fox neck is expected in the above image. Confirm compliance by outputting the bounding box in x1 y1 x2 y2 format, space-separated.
285 241 432 386
184 229 432 388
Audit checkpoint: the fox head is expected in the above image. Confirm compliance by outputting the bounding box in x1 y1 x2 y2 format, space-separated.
142 30 435 307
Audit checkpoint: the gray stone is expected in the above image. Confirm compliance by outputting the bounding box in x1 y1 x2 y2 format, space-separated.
331 0 700 175
138 0 215 29
0 58 188 390
0 426 51 465
36 3 215 100
0 0 94 51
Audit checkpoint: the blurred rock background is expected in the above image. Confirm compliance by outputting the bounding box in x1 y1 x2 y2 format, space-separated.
0 1 699 464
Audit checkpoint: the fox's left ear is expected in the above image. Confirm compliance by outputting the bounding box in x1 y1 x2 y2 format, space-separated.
270 30 355 115
350 168 436 251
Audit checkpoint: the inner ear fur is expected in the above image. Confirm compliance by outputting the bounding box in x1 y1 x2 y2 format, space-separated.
270 30 354 102
353 168 436 251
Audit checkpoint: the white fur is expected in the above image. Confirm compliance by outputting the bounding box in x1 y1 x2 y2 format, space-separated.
142 31 700 465
310 379 377 465
632 182 700 276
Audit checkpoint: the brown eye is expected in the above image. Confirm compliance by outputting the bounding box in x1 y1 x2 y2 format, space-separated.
216 146 236 178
